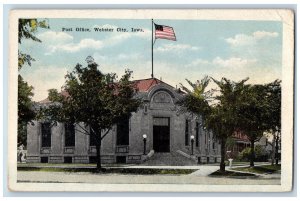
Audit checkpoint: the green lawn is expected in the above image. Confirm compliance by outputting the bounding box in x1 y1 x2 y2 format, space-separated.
232 165 281 174
17 166 196 175
17 163 134 168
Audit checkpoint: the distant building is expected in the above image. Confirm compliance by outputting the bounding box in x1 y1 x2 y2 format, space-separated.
26 78 221 164
255 135 273 153
227 132 274 161
226 131 250 158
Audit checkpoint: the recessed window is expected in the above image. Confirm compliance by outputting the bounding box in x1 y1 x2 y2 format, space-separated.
89 126 97 146
65 123 75 147
41 122 51 147
196 122 199 147
117 117 129 145
185 120 189 146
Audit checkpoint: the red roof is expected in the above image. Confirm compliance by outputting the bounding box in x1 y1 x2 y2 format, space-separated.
233 130 249 142
133 78 163 92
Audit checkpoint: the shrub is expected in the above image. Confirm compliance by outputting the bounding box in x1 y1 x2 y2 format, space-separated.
237 145 268 162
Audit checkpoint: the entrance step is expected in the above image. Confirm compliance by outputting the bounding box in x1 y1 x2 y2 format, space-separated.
141 152 198 166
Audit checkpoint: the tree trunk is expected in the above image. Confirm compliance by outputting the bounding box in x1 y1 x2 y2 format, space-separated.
96 140 102 170
250 139 255 167
93 126 102 171
220 139 226 173
271 137 275 165
275 135 279 165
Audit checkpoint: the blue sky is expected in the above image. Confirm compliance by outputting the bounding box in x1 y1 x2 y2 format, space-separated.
19 18 282 101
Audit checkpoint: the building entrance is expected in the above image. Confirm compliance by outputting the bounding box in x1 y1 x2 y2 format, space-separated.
153 117 170 152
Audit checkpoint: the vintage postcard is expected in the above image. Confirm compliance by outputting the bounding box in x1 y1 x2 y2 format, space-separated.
8 9 294 192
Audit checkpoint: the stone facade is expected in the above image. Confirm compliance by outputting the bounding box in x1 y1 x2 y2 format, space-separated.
26 78 221 164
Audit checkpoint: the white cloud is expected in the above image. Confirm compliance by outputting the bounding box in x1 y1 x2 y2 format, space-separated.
225 31 279 46
183 56 280 86
187 57 256 69
155 43 200 53
38 31 104 54
93 52 144 64
102 29 151 47
48 38 104 54
38 31 73 44
117 53 143 60
186 58 210 67
212 57 256 68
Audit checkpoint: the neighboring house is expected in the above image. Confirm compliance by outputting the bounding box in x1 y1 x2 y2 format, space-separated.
26 78 221 164
255 135 279 161
255 135 273 154
227 133 275 161
226 131 250 158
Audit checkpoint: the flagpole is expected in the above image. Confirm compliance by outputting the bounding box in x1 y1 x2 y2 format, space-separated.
151 19 154 78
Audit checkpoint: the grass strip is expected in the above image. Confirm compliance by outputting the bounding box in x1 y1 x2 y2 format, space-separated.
210 170 256 177
232 165 281 174
17 167 196 175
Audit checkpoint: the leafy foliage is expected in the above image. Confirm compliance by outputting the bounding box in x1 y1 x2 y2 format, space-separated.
264 80 281 132
179 76 251 172
237 84 269 140
236 80 281 166
178 76 211 116
237 145 267 162
18 18 49 146
18 75 36 146
18 19 48 70
226 137 236 151
41 59 141 169
18 75 35 124
18 19 48 44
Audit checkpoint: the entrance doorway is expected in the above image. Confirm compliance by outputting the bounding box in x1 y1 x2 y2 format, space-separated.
153 117 170 152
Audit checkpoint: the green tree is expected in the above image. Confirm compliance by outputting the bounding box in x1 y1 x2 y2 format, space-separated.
18 75 35 146
18 18 48 146
237 84 271 167
179 76 248 172
238 145 265 162
264 80 281 165
178 76 211 116
41 58 141 170
207 77 249 172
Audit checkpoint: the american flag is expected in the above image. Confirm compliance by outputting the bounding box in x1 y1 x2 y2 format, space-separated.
154 23 176 41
